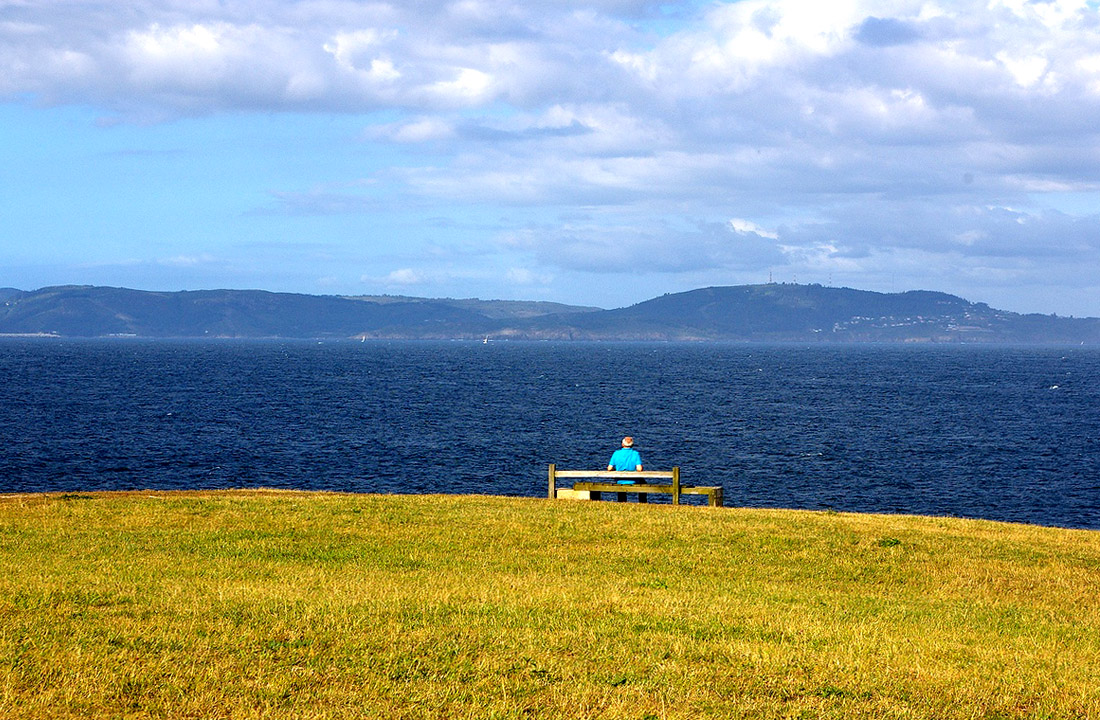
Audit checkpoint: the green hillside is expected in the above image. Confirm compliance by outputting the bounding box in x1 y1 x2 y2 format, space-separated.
1 491 1097 718
524 284 1100 342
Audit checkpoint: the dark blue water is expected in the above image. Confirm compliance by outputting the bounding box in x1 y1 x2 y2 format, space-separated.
2 340 1098 529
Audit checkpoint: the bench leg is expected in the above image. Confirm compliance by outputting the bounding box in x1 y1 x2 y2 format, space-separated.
616 492 627 502
638 493 648 503
591 491 602 501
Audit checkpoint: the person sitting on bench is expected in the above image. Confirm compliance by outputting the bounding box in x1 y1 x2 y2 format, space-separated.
608 436 644 482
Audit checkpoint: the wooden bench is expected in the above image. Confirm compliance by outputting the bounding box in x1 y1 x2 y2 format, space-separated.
547 464 723 507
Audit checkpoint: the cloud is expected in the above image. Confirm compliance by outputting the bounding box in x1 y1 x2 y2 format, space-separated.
4 0 1100 313
729 218 779 240
775 201 1100 283
502 218 788 274
505 267 552 285
368 117 456 143
385 268 425 285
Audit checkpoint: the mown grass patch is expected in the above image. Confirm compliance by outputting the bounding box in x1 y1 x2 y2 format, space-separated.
1 489 1098 718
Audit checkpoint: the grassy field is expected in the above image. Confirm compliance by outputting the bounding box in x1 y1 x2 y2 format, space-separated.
1 490 1098 719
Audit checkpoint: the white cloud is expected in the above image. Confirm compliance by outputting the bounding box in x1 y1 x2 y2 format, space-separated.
729 218 778 239
990 0 1092 28
322 29 395 72
426 67 494 105
996 50 1049 87
505 267 551 285
385 268 425 285
369 117 456 143
124 23 236 87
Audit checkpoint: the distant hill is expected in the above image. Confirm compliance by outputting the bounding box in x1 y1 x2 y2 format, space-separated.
1 283 1097 343
0 286 595 339
507 284 1100 343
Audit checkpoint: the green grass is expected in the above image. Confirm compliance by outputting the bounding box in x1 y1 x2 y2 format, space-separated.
1 490 1099 719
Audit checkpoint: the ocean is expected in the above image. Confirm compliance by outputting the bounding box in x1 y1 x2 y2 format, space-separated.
2 339 1097 529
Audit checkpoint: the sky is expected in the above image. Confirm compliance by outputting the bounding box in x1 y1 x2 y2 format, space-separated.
2 0 1100 316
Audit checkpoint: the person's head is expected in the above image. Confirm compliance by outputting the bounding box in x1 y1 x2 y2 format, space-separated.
622 436 634 448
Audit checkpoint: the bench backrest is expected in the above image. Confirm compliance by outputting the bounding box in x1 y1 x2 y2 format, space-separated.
547 464 679 498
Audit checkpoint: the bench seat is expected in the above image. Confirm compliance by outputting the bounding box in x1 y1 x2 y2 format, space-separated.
548 465 723 507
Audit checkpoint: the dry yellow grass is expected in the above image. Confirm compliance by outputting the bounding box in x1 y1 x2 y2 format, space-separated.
1 490 1098 719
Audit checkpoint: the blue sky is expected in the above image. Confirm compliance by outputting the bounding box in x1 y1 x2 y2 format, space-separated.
2 0 1100 316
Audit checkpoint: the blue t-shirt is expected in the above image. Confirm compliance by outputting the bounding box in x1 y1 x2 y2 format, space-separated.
608 447 642 471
